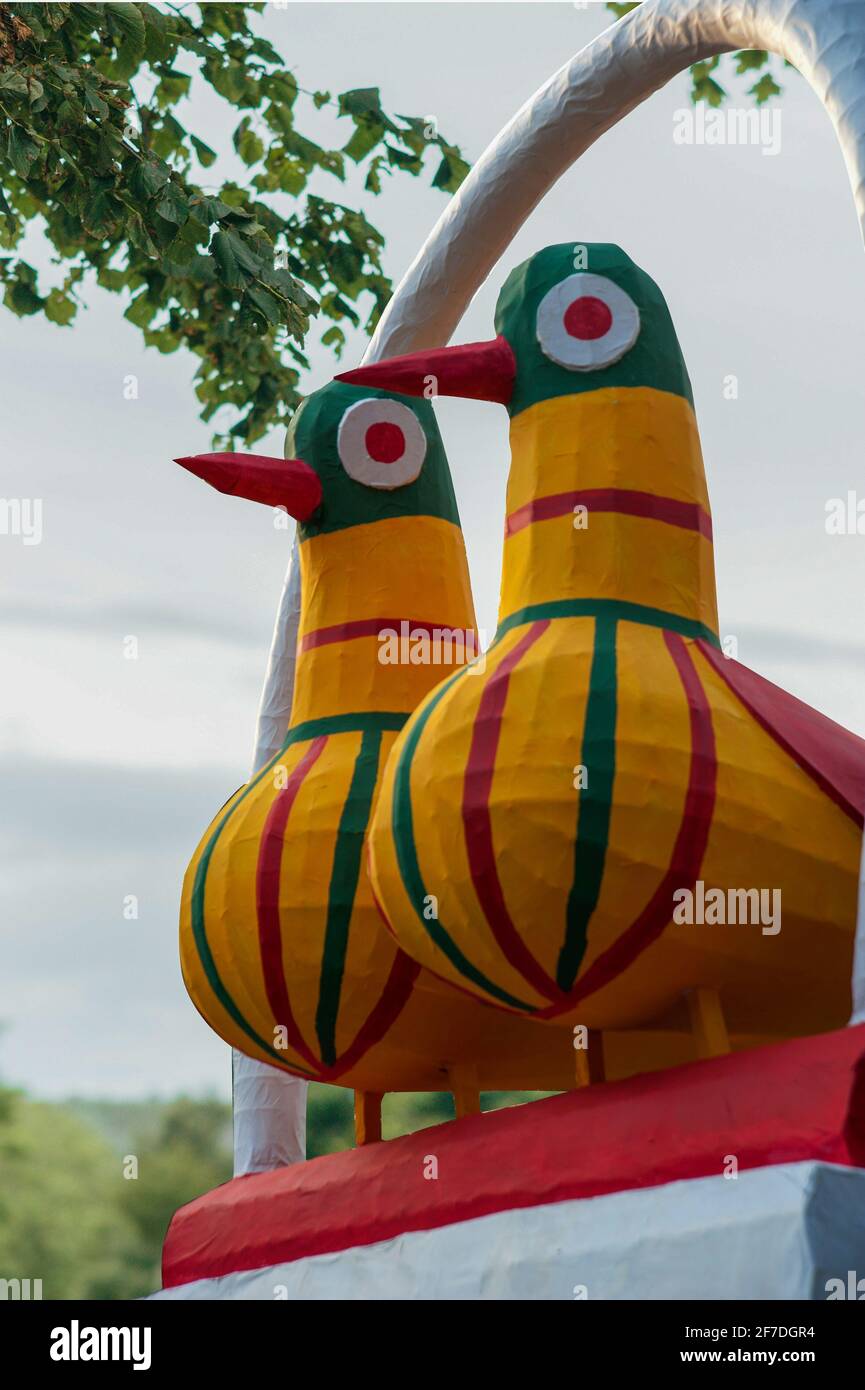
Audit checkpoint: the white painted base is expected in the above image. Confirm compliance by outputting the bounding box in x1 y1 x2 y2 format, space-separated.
152 1162 865 1301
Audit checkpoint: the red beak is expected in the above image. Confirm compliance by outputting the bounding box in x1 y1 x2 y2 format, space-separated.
336 336 516 405
174 452 322 520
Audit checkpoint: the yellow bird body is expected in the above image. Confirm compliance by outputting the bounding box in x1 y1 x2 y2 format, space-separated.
358 247 865 1073
179 385 576 1093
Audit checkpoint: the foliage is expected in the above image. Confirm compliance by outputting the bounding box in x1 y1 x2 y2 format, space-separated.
0 1085 553 1297
0 1091 142 1298
119 1097 232 1289
0 2 469 444
606 2 788 107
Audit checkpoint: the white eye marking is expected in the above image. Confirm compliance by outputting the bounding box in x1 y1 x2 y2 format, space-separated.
336 398 426 489
535 272 640 371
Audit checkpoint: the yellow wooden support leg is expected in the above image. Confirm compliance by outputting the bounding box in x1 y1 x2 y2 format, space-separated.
448 1064 481 1119
354 1090 383 1145
575 1028 605 1087
687 988 730 1060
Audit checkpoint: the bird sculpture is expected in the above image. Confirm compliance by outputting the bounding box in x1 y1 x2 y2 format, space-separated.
176 379 574 1137
340 242 865 1076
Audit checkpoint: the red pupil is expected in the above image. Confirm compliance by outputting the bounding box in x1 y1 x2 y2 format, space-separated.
563 296 612 341
365 421 405 464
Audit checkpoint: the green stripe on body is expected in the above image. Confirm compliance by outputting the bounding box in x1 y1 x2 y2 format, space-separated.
190 747 316 1075
315 728 384 1066
191 710 409 1073
557 617 618 991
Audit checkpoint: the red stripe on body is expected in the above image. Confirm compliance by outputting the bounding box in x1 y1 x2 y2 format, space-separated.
538 631 716 1018
256 736 328 1071
506 488 713 540
462 620 563 1003
325 950 421 1081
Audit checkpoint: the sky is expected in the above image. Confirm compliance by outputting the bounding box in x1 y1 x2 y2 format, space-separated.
2 2 864 1100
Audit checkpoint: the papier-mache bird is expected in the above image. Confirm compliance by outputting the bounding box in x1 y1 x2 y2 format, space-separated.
339 242 865 1070
175 379 574 1125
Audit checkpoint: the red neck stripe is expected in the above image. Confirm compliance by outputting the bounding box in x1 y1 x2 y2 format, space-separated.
300 618 477 653
506 488 713 540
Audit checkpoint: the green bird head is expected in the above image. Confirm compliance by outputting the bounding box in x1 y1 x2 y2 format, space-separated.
334 242 692 417
174 379 460 537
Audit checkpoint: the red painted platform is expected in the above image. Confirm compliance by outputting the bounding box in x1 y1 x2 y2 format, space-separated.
163 1026 865 1290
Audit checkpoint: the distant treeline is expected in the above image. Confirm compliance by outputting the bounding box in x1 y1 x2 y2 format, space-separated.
0 1082 547 1299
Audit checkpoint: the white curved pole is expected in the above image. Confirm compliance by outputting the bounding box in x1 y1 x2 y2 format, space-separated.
367 0 865 361
233 533 306 1178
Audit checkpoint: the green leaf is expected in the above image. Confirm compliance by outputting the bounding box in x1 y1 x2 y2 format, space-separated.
320 324 345 352
155 182 189 225
386 144 422 174
735 49 769 74
692 77 727 108
191 135 217 168
267 159 307 196
249 37 283 66
19 6 47 41
432 152 469 193
97 267 128 291
0 72 30 97
124 292 157 328
155 71 192 109
266 74 298 107
126 212 159 258
208 59 248 105
234 119 264 166
187 194 233 226
364 157 384 194
140 159 171 196
750 74 782 105
83 86 109 120
246 284 281 325
44 289 77 325
151 112 187 159
83 186 118 231
8 128 40 178
211 228 264 288
338 88 383 121
5 278 43 317
140 3 173 64
343 120 384 165
105 2 146 55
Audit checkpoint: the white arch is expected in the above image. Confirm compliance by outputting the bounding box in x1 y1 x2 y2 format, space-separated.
366 0 865 362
